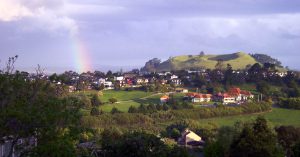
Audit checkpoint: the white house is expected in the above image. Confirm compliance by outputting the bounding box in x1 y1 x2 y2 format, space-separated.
191 94 212 103
170 75 178 79
104 81 114 90
178 129 204 146
171 78 182 85
114 76 124 81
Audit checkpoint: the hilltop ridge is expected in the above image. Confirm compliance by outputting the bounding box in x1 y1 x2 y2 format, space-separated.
141 52 284 72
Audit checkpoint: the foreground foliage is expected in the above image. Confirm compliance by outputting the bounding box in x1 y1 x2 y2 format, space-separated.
0 69 81 156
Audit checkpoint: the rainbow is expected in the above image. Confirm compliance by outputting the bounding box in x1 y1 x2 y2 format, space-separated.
71 35 92 72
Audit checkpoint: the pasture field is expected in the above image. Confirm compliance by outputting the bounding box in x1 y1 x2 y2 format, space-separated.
195 107 300 127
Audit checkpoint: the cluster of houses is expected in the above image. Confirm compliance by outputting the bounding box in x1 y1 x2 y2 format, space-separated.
185 87 254 104
47 68 290 93
160 87 254 105
83 72 183 91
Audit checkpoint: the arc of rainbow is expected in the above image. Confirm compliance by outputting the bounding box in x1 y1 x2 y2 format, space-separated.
71 35 92 73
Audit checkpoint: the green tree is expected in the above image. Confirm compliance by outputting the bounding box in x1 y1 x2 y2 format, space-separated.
292 142 300 157
91 94 102 106
77 94 92 108
90 107 102 116
100 131 192 157
229 116 284 157
276 126 300 157
0 62 81 156
256 81 271 95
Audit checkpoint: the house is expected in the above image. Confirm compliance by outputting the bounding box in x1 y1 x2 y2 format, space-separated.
0 137 36 157
104 81 114 90
123 73 138 79
158 72 171 76
68 85 76 92
171 78 182 85
275 72 287 77
214 87 254 104
215 93 236 104
160 95 169 103
185 93 212 103
125 78 133 86
99 78 106 84
227 87 254 101
175 88 188 93
170 75 178 79
191 94 212 103
160 79 168 85
178 129 204 146
135 77 149 85
114 76 124 81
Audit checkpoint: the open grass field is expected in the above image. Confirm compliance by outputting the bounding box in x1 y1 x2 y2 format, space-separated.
99 90 154 102
99 92 186 112
195 107 300 127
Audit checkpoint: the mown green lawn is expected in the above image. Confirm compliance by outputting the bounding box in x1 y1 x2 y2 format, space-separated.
99 90 154 102
99 92 185 112
99 93 164 112
195 107 300 127
100 101 141 112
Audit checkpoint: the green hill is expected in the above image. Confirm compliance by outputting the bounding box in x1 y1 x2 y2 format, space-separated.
142 52 260 72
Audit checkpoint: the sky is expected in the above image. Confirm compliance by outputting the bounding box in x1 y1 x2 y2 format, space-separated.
0 0 300 73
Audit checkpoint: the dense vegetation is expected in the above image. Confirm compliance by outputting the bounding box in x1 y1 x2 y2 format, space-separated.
278 97 300 109
0 57 82 156
251 53 283 67
203 117 300 157
81 102 272 133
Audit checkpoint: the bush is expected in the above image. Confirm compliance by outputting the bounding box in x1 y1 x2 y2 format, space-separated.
91 94 103 106
128 106 138 113
90 107 102 116
162 104 169 111
138 104 147 113
111 107 122 114
99 131 193 157
278 97 300 109
108 98 118 104
78 94 92 108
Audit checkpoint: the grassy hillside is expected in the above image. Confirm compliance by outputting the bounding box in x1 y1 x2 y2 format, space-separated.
156 52 257 71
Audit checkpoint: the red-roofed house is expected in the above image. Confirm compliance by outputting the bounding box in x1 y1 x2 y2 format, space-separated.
214 88 254 104
160 95 169 103
191 94 212 103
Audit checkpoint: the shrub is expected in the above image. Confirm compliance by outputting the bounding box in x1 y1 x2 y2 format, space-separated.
111 107 122 114
90 107 102 116
108 98 118 104
77 94 92 108
278 97 300 109
91 94 103 106
128 106 138 113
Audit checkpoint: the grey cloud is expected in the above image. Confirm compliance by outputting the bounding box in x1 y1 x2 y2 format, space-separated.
1 0 300 72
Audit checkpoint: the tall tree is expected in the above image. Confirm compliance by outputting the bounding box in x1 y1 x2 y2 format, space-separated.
0 57 81 156
230 117 284 157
